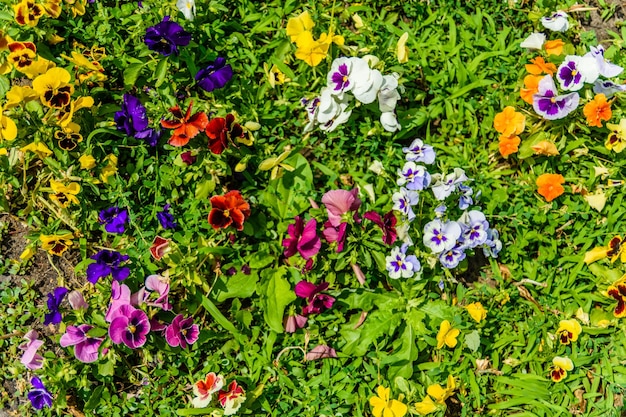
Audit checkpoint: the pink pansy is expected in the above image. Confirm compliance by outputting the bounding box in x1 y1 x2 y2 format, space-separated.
19 330 44 370
284 313 308 333
192 372 225 408
305 344 338 361
218 381 246 416
322 221 348 252
67 290 88 310
105 281 132 322
321 188 362 227
295 281 335 315
283 216 321 260
364 210 398 245
60 324 103 363
133 275 172 311
165 314 199 348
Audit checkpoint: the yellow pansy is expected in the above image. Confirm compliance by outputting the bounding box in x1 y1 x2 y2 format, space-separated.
65 0 86 16
397 32 409 64
7 41 37 72
465 302 487 323
606 119 626 153
286 11 315 43
14 0 46 26
550 356 574 382
49 180 81 208
369 386 408 417
0 104 17 142
436 320 460 349
414 395 437 415
426 375 456 404
79 154 96 169
265 63 287 88
21 142 52 159
5 86 40 109
20 56 55 79
32 67 74 109
54 96 95 127
556 319 582 345
19 245 36 261
39 233 73 256
100 154 118 183
294 31 329 67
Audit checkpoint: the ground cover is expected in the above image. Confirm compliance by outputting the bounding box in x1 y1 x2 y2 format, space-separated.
1 0 626 416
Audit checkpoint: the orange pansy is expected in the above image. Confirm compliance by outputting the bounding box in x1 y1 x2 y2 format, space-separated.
493 106 525 136
161 101 208 147
544 39 564 56
536 173 565 202
525 56 557 75
520 74 543 104
583 94 612 128
498 134 520 158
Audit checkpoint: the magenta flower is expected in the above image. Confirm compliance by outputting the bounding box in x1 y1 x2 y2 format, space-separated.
60 324 103 363
295 281 335 316
105 281 132 322
19 330 44 370
133 275 171 311
109 304 150 349
165 314 199 348
322 221 348 252
364 210 398 245
321 188 361 227
283 216 321 260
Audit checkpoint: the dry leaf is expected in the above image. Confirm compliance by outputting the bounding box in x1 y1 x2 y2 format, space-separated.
515 283 542 311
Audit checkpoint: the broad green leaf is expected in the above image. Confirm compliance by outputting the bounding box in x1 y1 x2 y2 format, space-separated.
260 267 296 333
213 271 259 302
465 330 481 352
123 62 144 88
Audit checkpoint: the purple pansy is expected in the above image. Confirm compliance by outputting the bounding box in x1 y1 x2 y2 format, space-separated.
195 57 233 92
98 206 129 234
483 228 503 258
164 314 199 348
43 286 68 325
402 138 436 164
585 45 623 78
423 219 462 254
27 377 53 410
295 281 335 316
430 168 468 201
133 275 171 311
60 324 103 363
181 151 196 165
114 94 160 146
593 79 626 98
532 75 579 120
459 210 489 248
385 243 421 279
157 204 178 230
556 55 599 91
458 183 473 210
19 330 44 370
87 249 131 284
109 304 151 349
397 161 431 191
283 216 321 260
144 16 191 56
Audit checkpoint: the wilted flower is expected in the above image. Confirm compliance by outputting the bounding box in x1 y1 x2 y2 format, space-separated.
284 312 307 333
19 330 44 370
585 45 623 78
144 16 191 56
43 286 68 325
150 236 171 260
305 344 338 360
520 32 545 50
27 377 53 410
541 11 569 32
176 0 195 21
396 32 409 63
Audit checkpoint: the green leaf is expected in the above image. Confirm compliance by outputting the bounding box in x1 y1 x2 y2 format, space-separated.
260 267 296 333
213 271 259 302
341 309 403 356
98 360 115 377
84 386 105 410
123 62 144 88
201 296 245 343
153 58 168 87
465 330 481 352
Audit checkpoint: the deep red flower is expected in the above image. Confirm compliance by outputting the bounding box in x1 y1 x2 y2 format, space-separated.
161 101 208 147
208 190 251 231
150 236 170 260
205 114 244 155
364 210 398 245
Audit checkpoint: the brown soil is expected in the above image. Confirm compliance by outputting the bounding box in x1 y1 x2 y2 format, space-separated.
577 0 626 42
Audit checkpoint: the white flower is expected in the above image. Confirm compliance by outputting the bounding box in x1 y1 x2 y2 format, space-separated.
378 74 400 112
380 112 401 132
352 67 384 104
176 0 196 21
520 32 546 50
541 11 569 32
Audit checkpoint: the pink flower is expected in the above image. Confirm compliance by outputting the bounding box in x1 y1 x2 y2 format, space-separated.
305 344 338 361
150 236 171 260
322 188 361 227
295 281 335 316
351 263 366 285
322 221 348 252
67 290 88 310
60 324 103 363
284 313 308 333
108 304 151 349
165 314 199 348
105 281 132 322
218 381 246 416
19 330 44 370
283 216 321 260
192 372 225 408
133 275 172 311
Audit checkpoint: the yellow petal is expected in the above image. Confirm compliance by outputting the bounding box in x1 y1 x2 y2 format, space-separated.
397 32 409 64
79 154 96 169
553 356 574 371
286 11 315 43
466 302 487 323
584 246 608 264
584 191 606 212
531 140 559 156
426 384 447 404
352 13 364 29
1 115 17 141
414 396 438 415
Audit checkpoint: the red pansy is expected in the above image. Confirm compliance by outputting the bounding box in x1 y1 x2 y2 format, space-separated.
161 101 208 147
208 190 251 231
205 114 244 155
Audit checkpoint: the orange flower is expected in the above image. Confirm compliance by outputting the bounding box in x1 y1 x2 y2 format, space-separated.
531 141 559 156
161 101 208 147
520 74 543 104
208 190 251 231
493 106 525 136
525 57 557 75
498 134 520 158
544 39 564 56
536 173 565 202
583 94 612 128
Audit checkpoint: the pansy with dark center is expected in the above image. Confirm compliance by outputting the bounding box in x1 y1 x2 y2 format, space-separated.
54 129 82 151
331 63 350 91
439 245 466 269
364 210 397 245
423 219 462 254
205 114 244 154
144 16 191 56
98 206 128 234
295 281 335 316
397 161 431 191
164 314 199 348
114 94 161 146
403 138 436 164
607 279 626 318
385 244 420 279
109 304 151 349
557 60 582 89
87 249 130 284
43 286 68 325
195 57 233 92
532 75 579 120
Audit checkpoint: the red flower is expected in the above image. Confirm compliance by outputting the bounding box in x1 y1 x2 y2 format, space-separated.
149 236 170 260
208 190 251 231
205 114 244 154
161 101 208 147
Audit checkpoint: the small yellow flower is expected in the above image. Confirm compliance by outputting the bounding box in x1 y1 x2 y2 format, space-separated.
465 302 487 323
414 395 437 415
0 148 7 156
21 142 52 159
369 386 408 417
550 356 574 382
79 154 96 169
606 119 626 153
19 246 36 261
426 375 456 404
397 32 409 64
49 180 81 208
5 86 40 109
294 31 330 67
39 233 73 256
286 11 315 43
436 320 460 349
556 319 582 345
100 154 118 183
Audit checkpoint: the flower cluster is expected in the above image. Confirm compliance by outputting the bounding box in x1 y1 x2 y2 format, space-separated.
303 55 402 133
191 373 246 415
286 11 344 67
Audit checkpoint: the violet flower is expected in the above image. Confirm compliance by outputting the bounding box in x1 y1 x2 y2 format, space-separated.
60 324 103 363
385 243 421 279
593 79 626 98
181 151 196 165
295 281 335 316
164 314 199 348
27 377 53 410
458 210 489 248
397 161 431 191
105 281 132 322
150 236 171 260
364 210 397 245
439 245 467 269
109 304 151 349
556 55 599 91
195 57 233 92
423 219 462 254
283 216 321 260
98 207 129 234
585 45 623 78
284 313 308 333
133 275 171 311
19 330 44 370
87 249 130 284
144 16 191 56
114 94 160 146
403 138 436 164
157 204 178 229
322 188 362 227
43 286 68 325
392 188 419 221
532 75 580 120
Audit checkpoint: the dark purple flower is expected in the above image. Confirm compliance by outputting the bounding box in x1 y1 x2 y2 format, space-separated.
43 286 68 325
165 314 199 348
181 151 196 165
99 206 128 234
157 204 177 229
27 377 53 410
87 249 130 284
364 211 397 245
144 16 191 56
195 57 233 92
134 127 161 147
295 281 335 316
109 304 151 349
60 324 103 363
241 264 251 275
114 94 161 147
283 216 321 260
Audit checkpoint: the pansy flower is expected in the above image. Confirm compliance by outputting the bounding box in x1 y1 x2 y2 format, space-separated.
98 206 128 234
39 233 73 256
585 45 623 78
397 161 431 191
536 173 565 202
27 377 53 410
556 55 599 91
439 244 466 269
87 249 130 284
161 101 208 147
606 119 626 152
114 94 160 146
369 386 407 417
49 180 80 208
60 324 104 363
493 106 525 137
430 168 468 200
520 74 543 104
364 210 397 245
144 16 191 56
165 314 199 348
322 221 348 253
14 1 46 27
583 93 612 127
436 320 460 349
205 114 244 154
593 79 626 98
544 39 565 56
322 188 362 227
385 243 420 279
157 204 177 229
402 138 436 164
532 75 579 120
541 11 569 32
458 210 489 248
607 277 626 318
43 286 68 325
427 375 457 404
208 190 251 231
525 57 557 76
176 0 196 21
423 219 462 254
7 41 37 72
196 57 233 92
54 128 83 151
392 188 419 221
109 304 151 349
150 236 171 260
218 381 246 416
556 319 582 345
19 330 44 370
192 372 225 408
105 281 131 322
134 274 171 311
550 356 574 382
32 68 74 108
465 302 487 323
283 216 321 260
295 281 335 316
